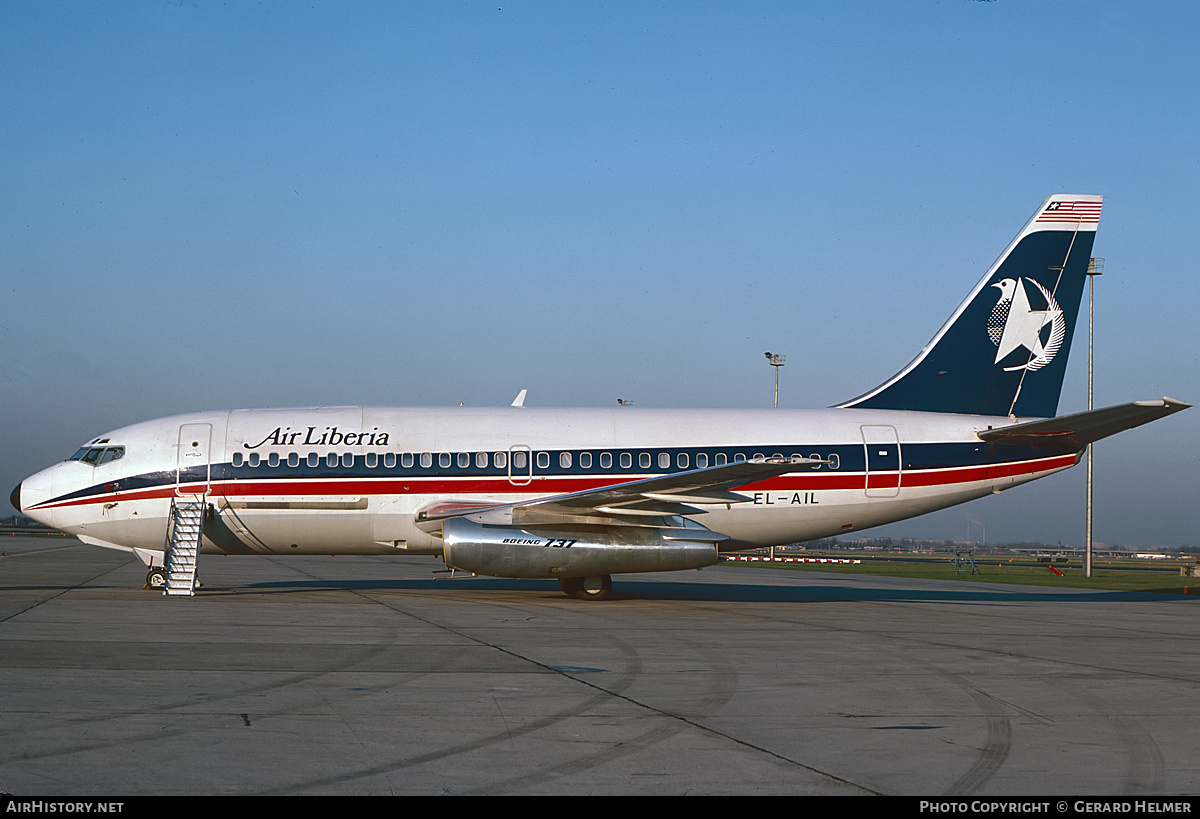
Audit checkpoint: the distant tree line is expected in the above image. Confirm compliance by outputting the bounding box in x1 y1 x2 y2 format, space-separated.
782 536 1197 555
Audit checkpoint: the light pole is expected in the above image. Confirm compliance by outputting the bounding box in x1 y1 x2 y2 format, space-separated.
764 352 785 408
1086 257 1103 578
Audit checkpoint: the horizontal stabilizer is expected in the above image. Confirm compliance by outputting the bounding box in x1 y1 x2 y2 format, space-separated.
977 397 1190 448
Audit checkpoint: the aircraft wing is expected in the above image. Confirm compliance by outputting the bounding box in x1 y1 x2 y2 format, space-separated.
415 457 823 526
977 397 1190 449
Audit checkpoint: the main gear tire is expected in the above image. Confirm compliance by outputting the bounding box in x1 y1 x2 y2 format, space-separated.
558 574 612 600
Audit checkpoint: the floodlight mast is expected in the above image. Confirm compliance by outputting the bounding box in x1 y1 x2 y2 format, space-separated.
764 352 785 408
1086 257 1103 578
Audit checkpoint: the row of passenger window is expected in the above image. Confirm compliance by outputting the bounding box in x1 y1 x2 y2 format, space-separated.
231 450 842 470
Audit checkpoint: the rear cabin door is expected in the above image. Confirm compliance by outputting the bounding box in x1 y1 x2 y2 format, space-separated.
861 425 901 498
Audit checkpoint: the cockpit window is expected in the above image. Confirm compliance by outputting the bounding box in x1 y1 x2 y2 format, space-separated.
70 446 125 466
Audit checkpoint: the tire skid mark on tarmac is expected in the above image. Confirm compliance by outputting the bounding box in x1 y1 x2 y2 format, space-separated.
0 544 124 625
1111 715 1167 794
875 600 1169 795
1048 677 1167 794
675 597 1022 795
679 592 1186 795
270 592 651 794
0 558 433 766
277 588 873 795
399 590 870 795
938 673 1014 796
0 646 425 768
459 632 722 795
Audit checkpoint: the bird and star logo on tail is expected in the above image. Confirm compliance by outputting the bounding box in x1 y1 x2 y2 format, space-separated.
986 277 1065 372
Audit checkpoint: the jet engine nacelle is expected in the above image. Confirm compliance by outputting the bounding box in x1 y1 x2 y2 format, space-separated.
441 517 720 579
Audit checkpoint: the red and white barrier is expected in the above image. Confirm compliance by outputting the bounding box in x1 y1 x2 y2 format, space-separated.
723 555 861 564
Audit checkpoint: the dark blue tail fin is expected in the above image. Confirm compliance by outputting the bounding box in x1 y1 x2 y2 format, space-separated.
839 195 1101 418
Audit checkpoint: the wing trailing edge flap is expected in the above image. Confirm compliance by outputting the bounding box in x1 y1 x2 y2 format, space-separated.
977 397 1190 449
415 457 825 532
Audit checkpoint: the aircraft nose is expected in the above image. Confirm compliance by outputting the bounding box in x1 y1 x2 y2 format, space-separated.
13 468 56 527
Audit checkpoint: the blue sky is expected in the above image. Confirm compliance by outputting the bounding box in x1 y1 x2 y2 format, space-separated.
3 1 1197 548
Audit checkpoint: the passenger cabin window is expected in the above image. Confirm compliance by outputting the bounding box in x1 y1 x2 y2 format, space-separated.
696 453 708 469
600 452 612 469
248 453 260 467
639 452 651 469
288 452 300 468
365 452 377 468
619 453 631 469
267 452 279 467
536 452 550 469
307 453 320 468
560 452 571 469
658 452 670 469
232 452 244 467
439 453 451 468
580 452 592 469
476 452 488 469
494 451 507 469
385 453 397 468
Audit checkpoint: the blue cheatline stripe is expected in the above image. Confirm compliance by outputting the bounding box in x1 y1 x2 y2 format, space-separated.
35 440 1076 508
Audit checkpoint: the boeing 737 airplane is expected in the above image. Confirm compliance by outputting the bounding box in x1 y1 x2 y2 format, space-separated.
10 194 1189 598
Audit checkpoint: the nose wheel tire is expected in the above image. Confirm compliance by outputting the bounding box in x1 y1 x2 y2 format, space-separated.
558 574 612 600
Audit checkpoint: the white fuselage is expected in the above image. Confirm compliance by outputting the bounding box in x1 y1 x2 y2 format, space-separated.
17 405 1078 563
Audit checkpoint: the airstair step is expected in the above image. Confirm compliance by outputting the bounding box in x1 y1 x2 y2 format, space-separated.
163 499 206 597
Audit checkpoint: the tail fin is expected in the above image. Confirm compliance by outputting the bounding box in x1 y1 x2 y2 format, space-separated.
839 194 1102 418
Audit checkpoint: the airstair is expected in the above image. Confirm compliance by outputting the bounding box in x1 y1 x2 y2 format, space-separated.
952 547 981 576
163 498 205 596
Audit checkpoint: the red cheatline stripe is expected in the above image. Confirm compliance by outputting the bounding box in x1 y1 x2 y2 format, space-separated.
31 453 1078 511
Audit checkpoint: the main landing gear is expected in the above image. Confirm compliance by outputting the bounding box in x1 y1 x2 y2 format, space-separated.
558 574 613 601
